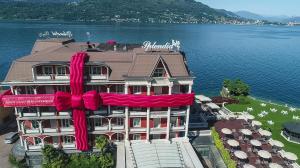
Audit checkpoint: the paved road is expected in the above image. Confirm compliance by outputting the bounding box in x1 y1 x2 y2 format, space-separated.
0 134 14 168
0 120 18 168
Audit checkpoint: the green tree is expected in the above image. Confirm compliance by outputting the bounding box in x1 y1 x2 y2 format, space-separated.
223 79 250 96
42 145 69 168
95 135 109 153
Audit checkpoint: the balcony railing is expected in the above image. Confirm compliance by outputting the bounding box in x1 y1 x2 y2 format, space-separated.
28 145 42 150
150 111 168 117
111 124 125 130
94 125 109 131
171 126 185 131
171 110 186 116
25 129 40 134
41 112 56 116
62 143 76 149
22 112 38 117
130 111 147 116
150 127 167 132
130 127 147 132
60 127 74 132
94 110 107 115
43 128 58 133
59 111 71 116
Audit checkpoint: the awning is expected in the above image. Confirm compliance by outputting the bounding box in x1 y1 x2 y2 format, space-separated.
252 120 262 127
243 164 256 168
283 152 298 161
195 95 212 102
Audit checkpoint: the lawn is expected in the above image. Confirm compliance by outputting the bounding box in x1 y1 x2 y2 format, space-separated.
226 96 300 164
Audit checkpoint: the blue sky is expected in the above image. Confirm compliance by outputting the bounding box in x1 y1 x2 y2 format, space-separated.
198 0 300 16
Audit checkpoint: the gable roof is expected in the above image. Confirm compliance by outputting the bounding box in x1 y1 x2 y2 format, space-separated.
4 39 191 83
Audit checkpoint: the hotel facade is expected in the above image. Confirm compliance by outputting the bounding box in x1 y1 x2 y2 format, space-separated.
0 39 195 152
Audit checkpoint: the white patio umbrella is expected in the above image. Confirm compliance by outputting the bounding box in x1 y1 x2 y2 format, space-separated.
283 152 298 161
258 150 272 159
252 120 262 127
241 129 252 136
250 139 262 147
234 150 248 160
244 114 255 120
269 163 283 168
259 129 272 137
221 128 232 135
227 139 239 147
269 140 284 148
243 164 256 168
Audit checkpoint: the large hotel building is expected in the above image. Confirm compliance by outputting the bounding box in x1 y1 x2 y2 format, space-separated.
1 38 196 154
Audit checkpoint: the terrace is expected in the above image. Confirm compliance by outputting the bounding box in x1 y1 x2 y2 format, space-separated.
214 119 298 167
225 96 300 164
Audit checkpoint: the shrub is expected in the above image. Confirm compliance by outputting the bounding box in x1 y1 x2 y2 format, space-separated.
9 154 27 168
223 79 250 96
211 128 237 168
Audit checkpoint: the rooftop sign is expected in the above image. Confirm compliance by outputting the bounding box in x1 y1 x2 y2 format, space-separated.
38 31 73 39
143 40 180 52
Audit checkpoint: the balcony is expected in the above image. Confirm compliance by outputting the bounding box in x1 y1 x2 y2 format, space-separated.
60 127 74 132
94 125 109 131
130 111 147 116
25 129 40 134
111 124 125 130
41 112 56 117
130 127 146 132
43 128 58 133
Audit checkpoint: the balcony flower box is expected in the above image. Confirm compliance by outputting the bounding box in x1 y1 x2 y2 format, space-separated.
59 111 70 116
43 128 57 133
25 129 40 134
22 113 38 117
41 112 56 116
28 145 42 150
62 143 75 149
111 125 125 130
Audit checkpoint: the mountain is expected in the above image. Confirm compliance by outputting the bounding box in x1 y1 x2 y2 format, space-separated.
235 11 265 20
0 0 248 24
235 11 292 23
284 17 300 23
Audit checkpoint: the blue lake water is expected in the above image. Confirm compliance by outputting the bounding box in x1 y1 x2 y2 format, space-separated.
0 21 299 106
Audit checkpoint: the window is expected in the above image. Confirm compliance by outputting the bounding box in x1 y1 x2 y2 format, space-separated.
154 86 162 95
152 134 160 139
132 86 141 94
61 119 72 127
56 66 67 76
117 118 124 126
32 121 39 129
133 134 141 140
115 85 124 93
94 118 103 127
172 85 181 94
116 133 123 141
153 68 165 77
133 118 141 127
90 66 101 75
63 136 74 144
43 66 53 75
154 118 161 128
34 137 42 145
25 87 34 94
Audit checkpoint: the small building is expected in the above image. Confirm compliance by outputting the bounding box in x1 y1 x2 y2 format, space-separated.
282 122 300 143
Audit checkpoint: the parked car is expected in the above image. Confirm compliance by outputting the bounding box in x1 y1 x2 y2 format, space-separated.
4 132 19 144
